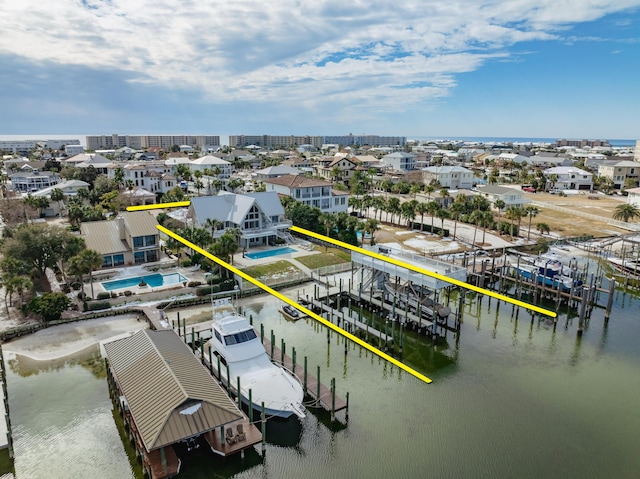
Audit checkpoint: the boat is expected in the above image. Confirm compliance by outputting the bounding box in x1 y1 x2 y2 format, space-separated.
513 253 583 291
607 256 640 278
209 310 306 420
280 304 301 320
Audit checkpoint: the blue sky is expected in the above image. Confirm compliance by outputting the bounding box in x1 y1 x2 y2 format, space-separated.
1 0 639 141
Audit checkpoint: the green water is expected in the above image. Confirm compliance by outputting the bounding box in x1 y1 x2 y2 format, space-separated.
5 283 640 479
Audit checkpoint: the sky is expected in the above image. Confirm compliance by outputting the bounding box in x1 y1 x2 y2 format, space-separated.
1 0 639 141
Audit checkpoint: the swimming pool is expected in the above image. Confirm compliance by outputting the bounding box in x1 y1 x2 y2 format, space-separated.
245 247 297 260
102 273 187 291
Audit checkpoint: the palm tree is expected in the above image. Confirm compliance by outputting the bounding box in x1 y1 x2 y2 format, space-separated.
205 218 223 241
416 201 429 230
50 188 65 216
387 197 401 225
505 206 524 238
424 184 435 200
426 201 439 233
524 206 540 240
436 208 450 233
449 201 466 240
362 218 379 245
401 201 417 229
69 249 103 298
493 199 506 218
536 222 550 235
113 167 125 189
318 213 335 251
613 204 640 223
125 179 135 206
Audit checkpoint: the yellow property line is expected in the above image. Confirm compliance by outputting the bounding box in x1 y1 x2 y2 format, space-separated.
127 201 191 211
290 225 557 318
157 225 433 384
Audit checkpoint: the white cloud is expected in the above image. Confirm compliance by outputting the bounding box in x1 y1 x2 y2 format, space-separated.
1 0 639 113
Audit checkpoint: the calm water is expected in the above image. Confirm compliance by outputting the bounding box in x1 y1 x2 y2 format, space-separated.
5 281 640 478
245 247 297 260
102 273 187 291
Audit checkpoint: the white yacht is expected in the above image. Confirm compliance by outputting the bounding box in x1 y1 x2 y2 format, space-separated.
209 311 306 419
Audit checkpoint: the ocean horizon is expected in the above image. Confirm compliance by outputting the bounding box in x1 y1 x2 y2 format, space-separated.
0 134 636 148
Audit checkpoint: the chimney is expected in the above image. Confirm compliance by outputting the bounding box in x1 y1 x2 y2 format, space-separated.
117 216 126 240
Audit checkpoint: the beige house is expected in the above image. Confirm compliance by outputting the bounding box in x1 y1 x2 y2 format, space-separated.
598 161 640 189
80 211 160 268
477 185 531 208
264 174 349 213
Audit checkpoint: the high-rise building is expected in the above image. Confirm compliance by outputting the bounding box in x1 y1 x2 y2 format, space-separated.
86 134 220 150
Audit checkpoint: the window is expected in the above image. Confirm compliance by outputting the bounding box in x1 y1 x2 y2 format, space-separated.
102 256 113 268
134 251 145 264
146 250 158 262
144 235 156 246
214 330 222 342
223 329 257 345
133 237 144 248
113 254 125 266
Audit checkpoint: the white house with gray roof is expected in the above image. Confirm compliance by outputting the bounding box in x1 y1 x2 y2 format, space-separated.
477 185 531 208
421 166 474 189
543 166 593 191
187 192 292 249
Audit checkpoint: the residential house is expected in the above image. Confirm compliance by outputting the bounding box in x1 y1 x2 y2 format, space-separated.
528 155 574 168
187 192 292 249
477 185 531 208
114 163 177 194
189 155 233 177
255 165 301 180
314 156 358 182
9 169 61 192
65 153 112 174
421 166 474 189
381 152 416 172
543 166 593 191
80 211 160 268
598 161 640 189
30 179 90 216
626 187 640 207
264 174 349 213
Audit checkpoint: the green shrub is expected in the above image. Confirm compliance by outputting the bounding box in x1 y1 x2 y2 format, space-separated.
77 291 86 300
206 274 222 285
71 282 81 291
124 290 133 297
86 301 111 311
180 259 192 268
187 280 202 288
110 291 118 298
196 286 211 296
96 292 111 300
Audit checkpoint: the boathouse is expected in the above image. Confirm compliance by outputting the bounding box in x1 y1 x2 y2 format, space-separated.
104 329 260 479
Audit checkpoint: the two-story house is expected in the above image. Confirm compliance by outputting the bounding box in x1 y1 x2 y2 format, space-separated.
381 152 416 172
187 192 292 249
189 155 233 178
477 185 531 208
598 161 640 189
421 166 474 189
544 166 593 191
314 156 359 182
9 169 61 192
263 175 349 214
80 211 160 268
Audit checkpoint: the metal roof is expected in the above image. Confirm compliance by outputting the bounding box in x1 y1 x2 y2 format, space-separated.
104 329 243 452
80 211 158 255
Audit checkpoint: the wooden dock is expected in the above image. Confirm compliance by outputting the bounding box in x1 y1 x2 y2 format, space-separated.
203 418 262 456
262 336 348 418
305 297 393 343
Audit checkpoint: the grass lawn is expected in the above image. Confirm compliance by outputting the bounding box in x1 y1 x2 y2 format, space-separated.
294 246 351 269
240 260 300 279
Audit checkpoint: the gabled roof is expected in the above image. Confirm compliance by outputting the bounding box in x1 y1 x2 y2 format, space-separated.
190 192 285 226
104 330 242 451
543 166 592 175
